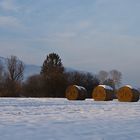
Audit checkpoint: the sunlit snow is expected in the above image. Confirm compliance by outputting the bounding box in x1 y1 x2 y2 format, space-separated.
0 98 140 140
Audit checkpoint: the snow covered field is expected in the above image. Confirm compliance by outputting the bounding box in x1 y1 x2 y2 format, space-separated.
0 98 140 140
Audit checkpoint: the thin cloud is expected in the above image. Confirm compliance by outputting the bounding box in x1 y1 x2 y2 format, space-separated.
0 0 19 12
0 16 23 29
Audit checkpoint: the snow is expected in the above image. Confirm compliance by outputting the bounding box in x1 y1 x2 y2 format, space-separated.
125 85 139 90
75 85 86 90
0 98 140 140
125 85 133 89
99 85 113 90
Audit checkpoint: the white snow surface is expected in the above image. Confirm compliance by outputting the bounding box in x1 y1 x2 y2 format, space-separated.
0 98 140 140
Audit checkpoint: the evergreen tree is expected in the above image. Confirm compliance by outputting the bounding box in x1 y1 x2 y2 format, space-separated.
40 53 66 97
41 53 64 75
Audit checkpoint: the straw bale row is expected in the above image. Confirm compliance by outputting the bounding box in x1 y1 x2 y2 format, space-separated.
65 85 140 102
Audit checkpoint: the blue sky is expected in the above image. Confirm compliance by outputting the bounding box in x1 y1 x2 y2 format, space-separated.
0 0 140 86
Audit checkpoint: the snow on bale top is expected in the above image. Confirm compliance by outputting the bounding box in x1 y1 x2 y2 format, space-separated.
98 85 113 90
124 85 139 91
123 85 140 96
125 85 133 89
74 85 86 91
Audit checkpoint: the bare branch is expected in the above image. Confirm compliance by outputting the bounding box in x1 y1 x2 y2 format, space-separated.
6 56 24 82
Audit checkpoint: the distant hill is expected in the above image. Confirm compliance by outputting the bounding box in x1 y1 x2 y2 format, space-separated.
24 64 41 79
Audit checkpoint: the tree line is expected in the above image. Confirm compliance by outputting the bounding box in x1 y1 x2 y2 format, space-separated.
0 53 122 97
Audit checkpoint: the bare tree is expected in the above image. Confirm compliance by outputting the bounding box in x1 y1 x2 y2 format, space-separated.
6 56 24 82
98 70 108 84
2 56 25 97
109 69 122 88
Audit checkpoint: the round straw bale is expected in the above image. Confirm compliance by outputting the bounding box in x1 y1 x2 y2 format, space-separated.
65 85 87 100
117 85 140 102
92 85 114 101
